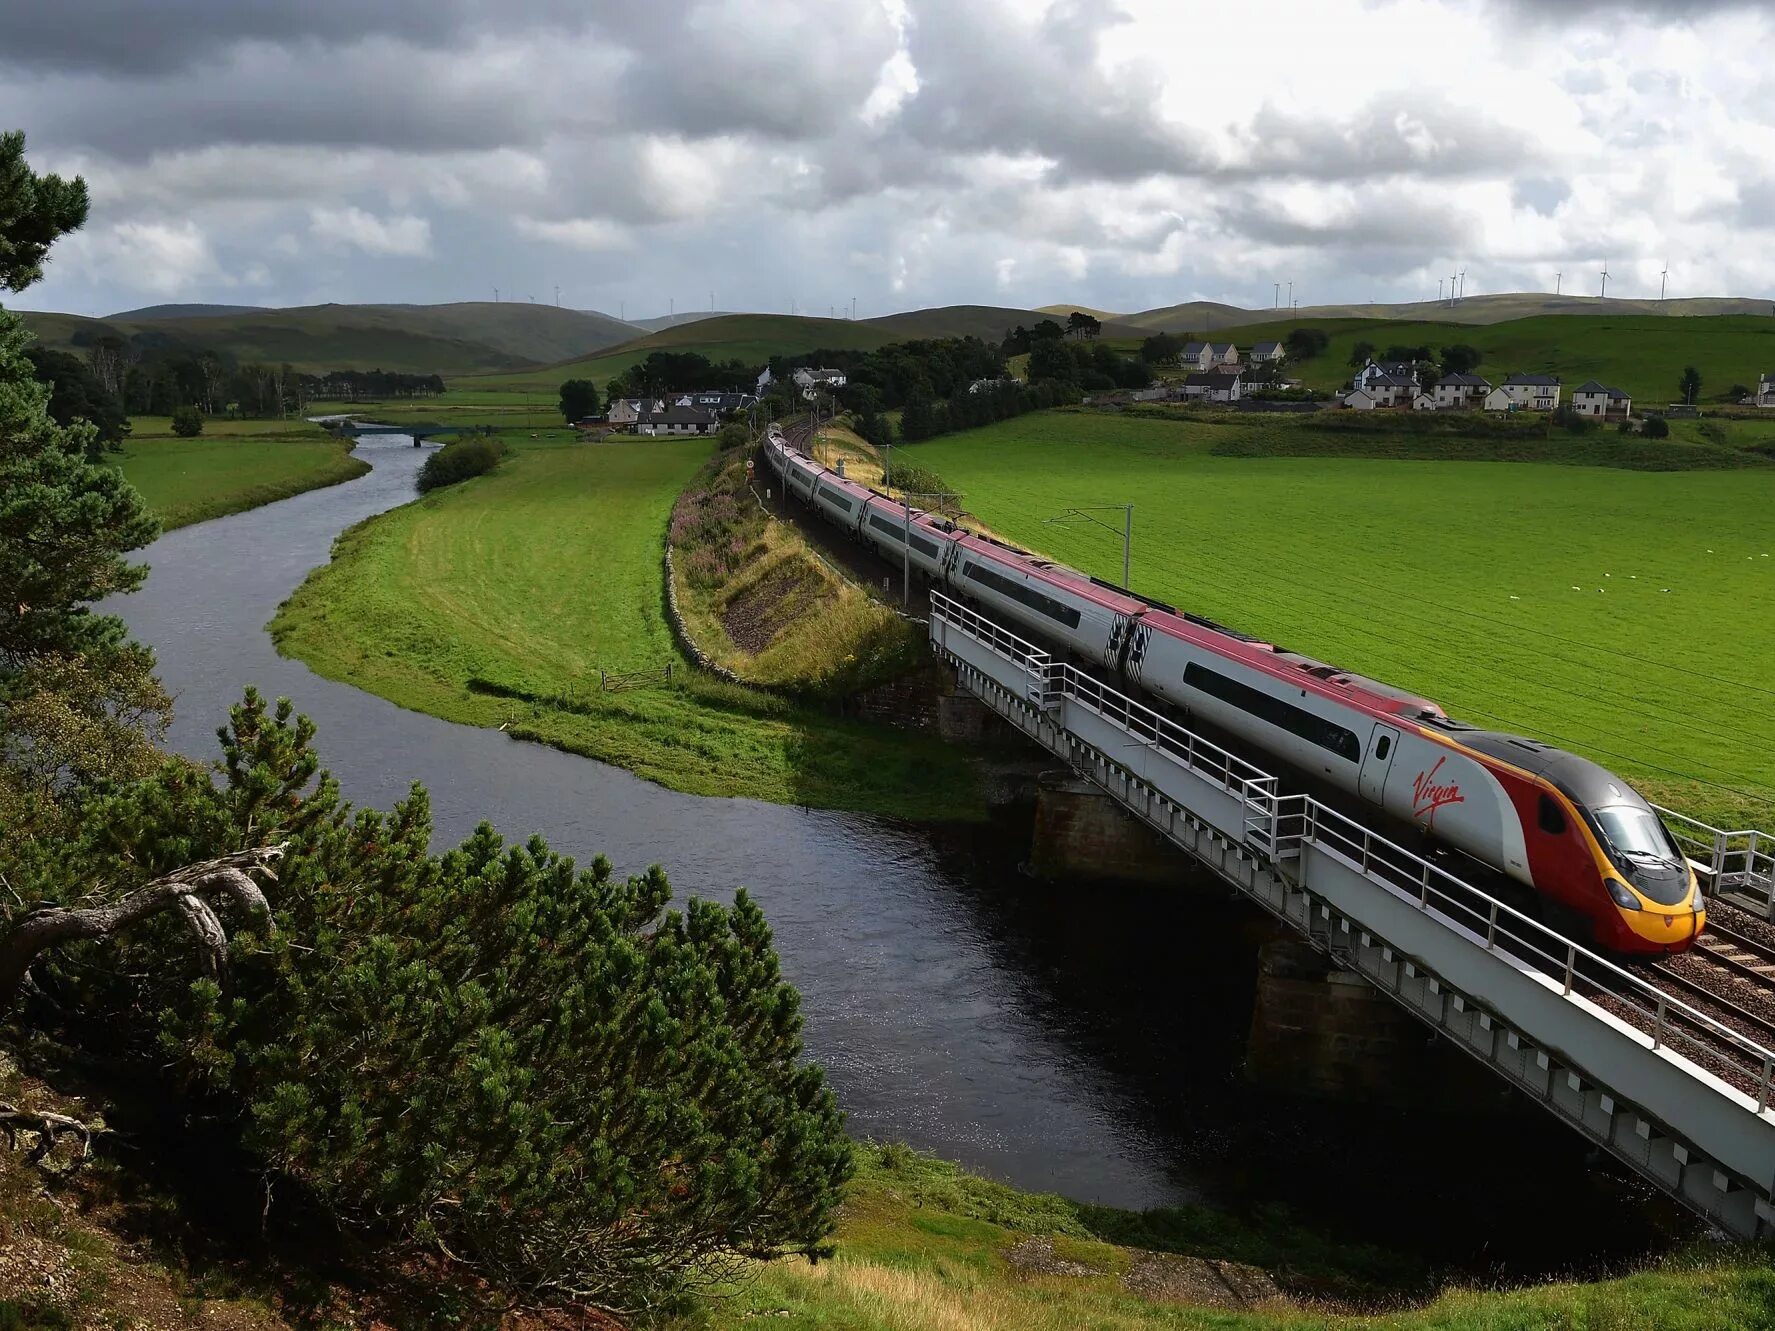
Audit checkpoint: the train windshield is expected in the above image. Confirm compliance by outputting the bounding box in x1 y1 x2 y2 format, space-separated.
1595 806 1691 904
1595 806 1680 862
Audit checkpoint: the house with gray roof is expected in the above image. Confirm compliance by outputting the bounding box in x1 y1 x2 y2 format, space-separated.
1572 381 1631 419
1501 373 1562 411
1432 371 1491 410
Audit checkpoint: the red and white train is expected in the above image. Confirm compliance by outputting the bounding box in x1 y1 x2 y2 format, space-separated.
762 430 1703 955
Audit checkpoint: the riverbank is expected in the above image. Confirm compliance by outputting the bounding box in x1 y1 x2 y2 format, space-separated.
268 434 979 819
114 418 369 529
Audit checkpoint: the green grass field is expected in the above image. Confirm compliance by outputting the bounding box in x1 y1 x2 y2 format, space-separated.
269 436 978 818
678 1145 1775 1331
911 412 1775 830
114 424 370 529
1209 314 1775 407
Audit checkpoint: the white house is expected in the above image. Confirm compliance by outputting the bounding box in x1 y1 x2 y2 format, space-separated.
1365 372 1417 408
1183 371 1242 403
1412 392 1435 411
968 376 1015 394
1501 373 1562 411
1210 342 1240 367
1572 380 1631 419
1250 340 1286 364
1353 359 1419 392
1483 387 1513 412
1179 341 1214 371
756 366 774 393
1433 372 1491 410
1757 372 1775 407
606 397 662 426
634 404 720 436
792 367 847 400
1342 388 1377 411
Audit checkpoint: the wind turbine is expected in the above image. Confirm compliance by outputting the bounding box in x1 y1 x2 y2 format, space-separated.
1555 271 1562 296
1274 281 1280 309
1459 269 1467 302
1660 260 1669 301
1438 278 1445 303
1599 261 1610 301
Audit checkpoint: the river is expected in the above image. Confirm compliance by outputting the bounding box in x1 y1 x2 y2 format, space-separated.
113 434 1680 1275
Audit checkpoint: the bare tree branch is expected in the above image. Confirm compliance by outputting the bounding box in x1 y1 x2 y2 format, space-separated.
0 1101 97 1164
0 844 285 1014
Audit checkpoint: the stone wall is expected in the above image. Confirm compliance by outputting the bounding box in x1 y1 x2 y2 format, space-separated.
1026 771 1197 885
660 545 744 685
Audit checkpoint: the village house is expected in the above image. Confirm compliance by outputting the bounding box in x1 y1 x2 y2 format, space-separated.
1501 372 1562 411
792 367 847 400
1353 360 1419 392
1483 387 1512 412
1183 370 1242 403
1432 371 1491 410
1758 372 1775 408
1179 341 1214 371
605 397 657 426
1364 372 1418 408
1412 391 1436 411
1210 342 1240 367
968 376 1016 394
1249 340 1286 364
1342 387 1377 411
669 390 755 414
634 403 720 436
1572 381 1632 419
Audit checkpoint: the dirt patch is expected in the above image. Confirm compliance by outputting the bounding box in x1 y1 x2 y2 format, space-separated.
1123 1251 1283 1309
720 562 809 654
1002 1237 1097 1278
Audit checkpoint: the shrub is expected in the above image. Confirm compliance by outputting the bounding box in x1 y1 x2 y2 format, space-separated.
1643 415 1670 439
417 436 508 493
170 404 202 437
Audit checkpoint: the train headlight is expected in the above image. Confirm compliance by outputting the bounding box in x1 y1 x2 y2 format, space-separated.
1691 884 1705 912
1606 879 1642 911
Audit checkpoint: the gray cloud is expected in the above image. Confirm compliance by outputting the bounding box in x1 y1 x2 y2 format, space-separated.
2 0 1772 319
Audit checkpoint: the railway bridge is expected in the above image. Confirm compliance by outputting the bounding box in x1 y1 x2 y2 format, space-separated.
929 590 1775 1240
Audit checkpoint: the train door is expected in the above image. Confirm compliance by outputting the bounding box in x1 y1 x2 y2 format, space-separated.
1358 725 1399 804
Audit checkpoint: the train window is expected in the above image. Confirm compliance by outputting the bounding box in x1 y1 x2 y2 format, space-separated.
1183 663 1361 762
819 488 853 513
868 513 941 558
963 562 1082 629
1375 735 1392 760
1538 795 1567 836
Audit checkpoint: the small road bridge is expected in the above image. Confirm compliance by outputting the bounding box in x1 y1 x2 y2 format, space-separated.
929 590 1775 1240
326 421 476 443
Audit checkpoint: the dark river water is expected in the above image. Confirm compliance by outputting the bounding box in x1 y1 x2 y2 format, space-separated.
112 435 1681 1278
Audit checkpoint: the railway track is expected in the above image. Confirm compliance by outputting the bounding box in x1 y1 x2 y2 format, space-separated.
1696 920 1775 986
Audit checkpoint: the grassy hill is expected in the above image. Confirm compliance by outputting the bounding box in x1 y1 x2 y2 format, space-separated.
868 303 1149 342
19 301 643 374
464 313 902 391
1215 313 1775 405
1108 292 1775 333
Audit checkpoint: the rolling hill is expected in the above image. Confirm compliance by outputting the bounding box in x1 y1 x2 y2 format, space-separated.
462 305 1152 391
18 301 644 374
1075 292 1775 334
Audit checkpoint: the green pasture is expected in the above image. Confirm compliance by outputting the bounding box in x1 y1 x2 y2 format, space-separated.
912 412 1775 829
269 437 977 818
1214 314 1775 407
114 430 369 529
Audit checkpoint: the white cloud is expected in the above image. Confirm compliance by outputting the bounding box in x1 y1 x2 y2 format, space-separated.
308 206 432 257
513 217 633 251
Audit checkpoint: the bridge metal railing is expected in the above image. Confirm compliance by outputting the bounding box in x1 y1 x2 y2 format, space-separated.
1656 807 1775 919
929 591 1775 1204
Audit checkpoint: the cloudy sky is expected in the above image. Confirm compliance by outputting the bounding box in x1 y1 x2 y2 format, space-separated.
2 0 1771 320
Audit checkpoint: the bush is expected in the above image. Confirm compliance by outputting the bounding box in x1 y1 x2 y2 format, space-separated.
1643 415 1670 439
417 436 508 493
170 405 202 437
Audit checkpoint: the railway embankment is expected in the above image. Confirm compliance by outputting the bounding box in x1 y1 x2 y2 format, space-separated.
665 439 930 702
